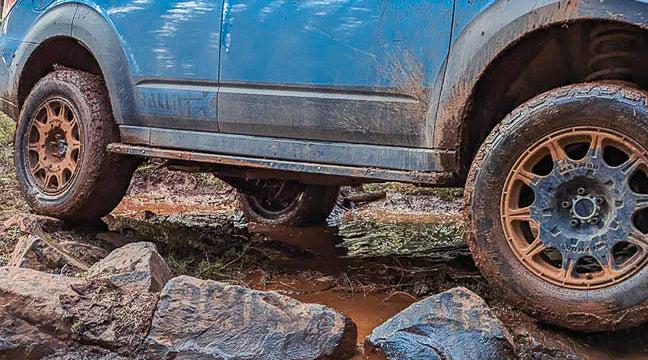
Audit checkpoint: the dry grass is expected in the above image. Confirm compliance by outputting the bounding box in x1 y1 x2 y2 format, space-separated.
0 114 25 220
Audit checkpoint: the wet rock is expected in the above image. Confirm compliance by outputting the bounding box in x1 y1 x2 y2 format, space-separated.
60 279 158 355
7 235 91 275
95 231 144 248
0 213 65 234
58 241 108 266
144 276 358 360
86 242 172 293
43 346 130 360
0 267 79 358
516 330 581 360
337 212 465 258
367 287 515 360
108 212 249 255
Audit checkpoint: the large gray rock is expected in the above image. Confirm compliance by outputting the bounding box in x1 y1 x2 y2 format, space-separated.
60 280 158 355
0 267 158 359
0 267 79 359
366 287 515 360
144 276 357 360
86 242 172 292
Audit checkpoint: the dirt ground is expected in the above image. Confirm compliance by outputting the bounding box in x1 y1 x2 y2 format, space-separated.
1 115 648 359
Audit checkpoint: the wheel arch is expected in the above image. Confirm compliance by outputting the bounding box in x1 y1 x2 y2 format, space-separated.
12 2 137 126
435 0 648 182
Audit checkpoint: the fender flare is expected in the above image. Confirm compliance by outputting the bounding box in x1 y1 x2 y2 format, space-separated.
434 0 648 151
11 2 136 125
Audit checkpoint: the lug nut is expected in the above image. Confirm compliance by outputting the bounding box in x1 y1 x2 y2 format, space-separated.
562 201 571 208
591 217 600 225
596 197 605 205
570 219 580 227
577 188 587 195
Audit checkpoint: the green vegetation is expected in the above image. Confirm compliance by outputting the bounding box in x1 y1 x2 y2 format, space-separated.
0 114 27 265
0 114 26 221
0 113 14 171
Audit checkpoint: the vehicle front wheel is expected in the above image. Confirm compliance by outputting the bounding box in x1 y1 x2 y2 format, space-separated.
466 83 648 331
14 70 137 222
237 180 339 227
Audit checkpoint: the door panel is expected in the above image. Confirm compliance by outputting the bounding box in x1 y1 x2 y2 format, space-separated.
218 0 454 147
102 0 223 131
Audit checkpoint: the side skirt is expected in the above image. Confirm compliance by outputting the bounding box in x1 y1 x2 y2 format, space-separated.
108 143 455 185
119 125 454 172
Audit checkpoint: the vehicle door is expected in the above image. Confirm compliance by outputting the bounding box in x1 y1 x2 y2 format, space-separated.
218 0 455 148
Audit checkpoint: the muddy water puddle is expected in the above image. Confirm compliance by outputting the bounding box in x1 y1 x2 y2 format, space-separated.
248 225 419 340
245 225 420 359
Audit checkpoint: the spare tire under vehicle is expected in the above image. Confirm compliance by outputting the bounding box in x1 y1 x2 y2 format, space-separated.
237 179 340 227
466 82 648 331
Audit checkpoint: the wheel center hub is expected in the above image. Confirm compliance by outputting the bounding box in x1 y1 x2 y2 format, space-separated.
45 128 68 159
573 196 598 221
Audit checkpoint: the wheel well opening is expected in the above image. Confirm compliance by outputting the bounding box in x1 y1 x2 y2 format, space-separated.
459 20 648 179
18 37 102 111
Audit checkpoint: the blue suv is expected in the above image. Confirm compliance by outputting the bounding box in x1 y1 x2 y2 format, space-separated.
3 0 648 332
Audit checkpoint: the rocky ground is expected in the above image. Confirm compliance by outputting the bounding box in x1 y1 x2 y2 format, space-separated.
1 115 648 359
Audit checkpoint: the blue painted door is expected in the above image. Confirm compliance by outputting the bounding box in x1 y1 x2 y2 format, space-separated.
218 0 455 147
101 0 224 132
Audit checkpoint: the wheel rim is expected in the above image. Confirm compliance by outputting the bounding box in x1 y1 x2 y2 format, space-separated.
24 98 82 195
502 126 648 289
247 180 305 216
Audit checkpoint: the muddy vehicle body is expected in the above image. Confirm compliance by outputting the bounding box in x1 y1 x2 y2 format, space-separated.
2 0 648 332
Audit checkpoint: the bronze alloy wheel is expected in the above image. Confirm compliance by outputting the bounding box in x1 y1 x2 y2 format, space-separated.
502 126 648 289
24 98 82 195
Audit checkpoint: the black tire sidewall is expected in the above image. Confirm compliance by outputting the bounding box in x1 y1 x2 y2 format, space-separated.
467 84 648 331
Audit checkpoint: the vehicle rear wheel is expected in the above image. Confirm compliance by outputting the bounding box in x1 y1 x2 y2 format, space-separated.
465 82 648 331
237 180 340 226
14 70 137 222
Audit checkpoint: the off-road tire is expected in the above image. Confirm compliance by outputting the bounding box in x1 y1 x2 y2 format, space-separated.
465 82 648 331
15 70 136 222
238 184 340 226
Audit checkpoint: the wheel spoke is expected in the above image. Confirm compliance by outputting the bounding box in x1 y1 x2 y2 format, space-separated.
31 161 44 174
600 254 618 278
67 118 79 131
68 138 81 152
523 239 546 259
635 193 648 211
27 143 42 152
62 158 77 173
513 168 536 186
546 138 568 162
44 173 56 190
560 257 576 281
31 120 47 138
588 132 604 158
621 155 643 174
57 103 66 118
45 102 57 121
629 229 648 249
506 206 532 222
